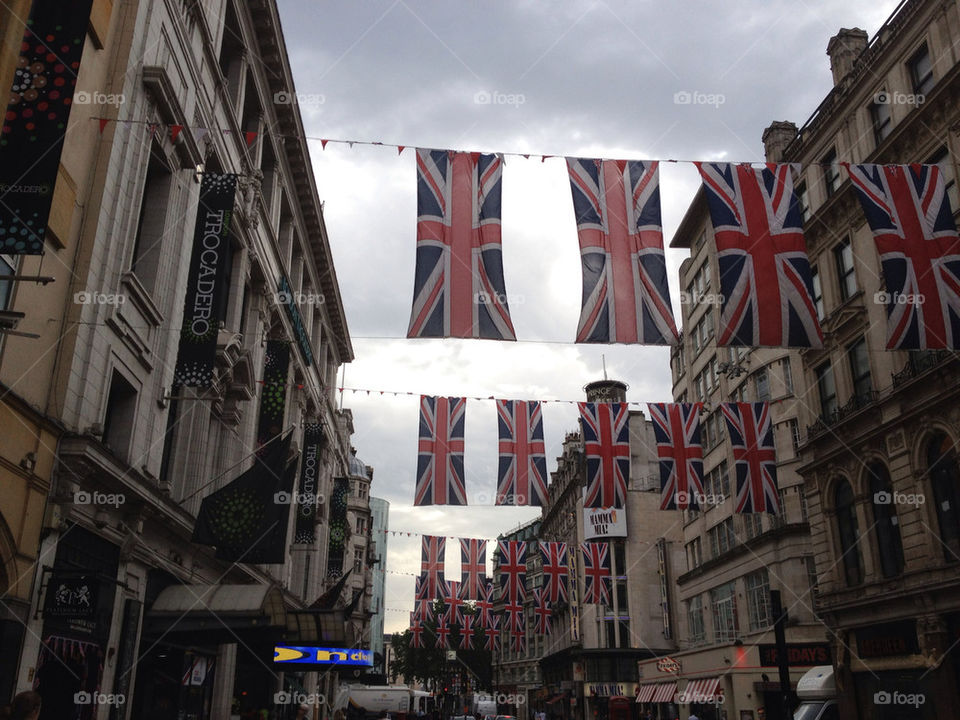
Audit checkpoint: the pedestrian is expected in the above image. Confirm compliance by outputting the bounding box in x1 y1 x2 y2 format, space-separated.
687 712 699 720
0 692 42 720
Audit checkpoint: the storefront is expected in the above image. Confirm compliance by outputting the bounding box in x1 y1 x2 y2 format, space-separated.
635 681 676 720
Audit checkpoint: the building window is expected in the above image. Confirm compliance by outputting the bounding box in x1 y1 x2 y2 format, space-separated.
869 98 893 146
908 43 934 95
847 337 872 405
782 357 794 395
805 556 819 599
694 230 707 253
835 479 863 586
799 485 809 522
691 312 715 354
811 266 825 320
927 432 960 562
822 149 840 198
129 147 173 295
687 596 705 645
867 462 904 578
796 181 810 222
928 147 958 212
355 517 367 535
745 569 772 630
710 581 738 643
816 362 838 419
103 370 138 462
742 513 763 540
686 538 703 571
755 367 770 402
834 239 857 301
709 517 736 558
354 547 364 574
787 418 802 455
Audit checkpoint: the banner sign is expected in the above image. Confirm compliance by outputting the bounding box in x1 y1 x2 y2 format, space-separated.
294 422 324 545
256 339 289 447
278 275 315 366
43 575 98 618
174 173 237 386
758 644 831 667
583 506 627 540
0 0 94 254
273 646 373 666
326 477 350 577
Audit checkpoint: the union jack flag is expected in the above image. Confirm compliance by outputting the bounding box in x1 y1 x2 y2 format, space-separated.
533 588 552 635
511 632 526 653
460 614 475 649
419 535 445 599
443 580 465 626
416 396 467 506
409 616 424 648
579 402 630 508
412 598 433 623
484 615 500 651
460 538 487 600
648 402 705 510
408 149 516 340
846 163 960 349
435 618 451 649
497 540 527 603
696 162 823 348
567 158 679 345
539 541 569 603
504 600 525 635
581 542 611 605
496 400 549 506
476 581 494 628
720 402 780 514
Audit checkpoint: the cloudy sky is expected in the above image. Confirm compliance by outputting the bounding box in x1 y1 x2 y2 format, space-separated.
275 0 899 632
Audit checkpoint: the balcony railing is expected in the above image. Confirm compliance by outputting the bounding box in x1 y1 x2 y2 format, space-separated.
892 350 954 388
806 390 879 439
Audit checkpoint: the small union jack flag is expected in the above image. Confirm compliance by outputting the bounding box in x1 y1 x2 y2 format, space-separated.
443 580 465 626
846 163 960 349
567 158 679 345
412 598 433 623
503 600 524 634
460 614 474 650
408 149 516 340
409 616 424 648
435 618 451 649
476 581 494 629
460 538 487 600
496 400 549 506
533 588 552 635
720 402 779 514
484 615 500 651
581 542 611 605
579 402 630 508
539 541 569 603
696 162 823 348
511 632 526 653
419 535 445 599
648 402 705 510
416 396 467 506
497 540 527 603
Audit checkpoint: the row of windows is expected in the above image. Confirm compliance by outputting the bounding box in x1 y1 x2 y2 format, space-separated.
685 569 774 646
815 336 872 420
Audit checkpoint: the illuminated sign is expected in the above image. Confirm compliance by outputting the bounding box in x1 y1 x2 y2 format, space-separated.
273 646 373 666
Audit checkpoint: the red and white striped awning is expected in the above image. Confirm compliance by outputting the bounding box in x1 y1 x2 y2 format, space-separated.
635 684 657 703
681 677 722 703
651 682 678 703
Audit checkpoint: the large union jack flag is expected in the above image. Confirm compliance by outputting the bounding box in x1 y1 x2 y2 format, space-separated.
511 632 526 653
567 158 679 345
533 588 552 635
846 163 960 349
581 542 611 605
460 614 475 650
720 402 780 514
435 618 451 649
476 581 494 629
416 396 467 506
413 576 434 622
460 538 487 600
443 580 465 626
497 540 527 603
409 615 424 648
648 402 705 510
484 615 501 651
504 600 525 635
696 162 823 348
539 541 569 603
408 149 516 340
496 400 549 506
579 402 630 508
419 535 445 599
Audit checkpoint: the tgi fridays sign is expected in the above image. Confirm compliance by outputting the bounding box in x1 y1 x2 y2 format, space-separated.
656 657 681 674
583 506 627 540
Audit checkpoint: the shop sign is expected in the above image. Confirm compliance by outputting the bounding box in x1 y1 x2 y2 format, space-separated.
572 662 584 682
273 646 373 666
855 621 920 659
758 643 831 667
43 575 97 618
583 506 627 540
656 656 681 673
584 683 636 697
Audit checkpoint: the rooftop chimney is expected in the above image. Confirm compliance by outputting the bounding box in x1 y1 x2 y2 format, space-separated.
762 121 799 162
584 379 628 403
827 28 868 85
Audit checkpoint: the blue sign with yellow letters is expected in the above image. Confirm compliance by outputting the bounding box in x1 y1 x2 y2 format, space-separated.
274 646 373 666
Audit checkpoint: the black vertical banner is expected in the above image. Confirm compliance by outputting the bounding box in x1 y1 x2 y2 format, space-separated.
0 0 94 253
174 173 237 386
294 422 323 545
257 339 289 448
327 477 350 578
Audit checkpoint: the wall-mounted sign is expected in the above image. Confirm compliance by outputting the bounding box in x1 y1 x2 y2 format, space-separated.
274 646 373 666
758 643 831 667
43 575 97 618
656 657 680 673
583 506 627 540
278 275 315 366
855 621 919 659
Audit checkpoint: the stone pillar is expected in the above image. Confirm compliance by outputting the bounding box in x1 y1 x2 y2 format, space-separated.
826 28 868 85
211 643 237 720
762 121 799 162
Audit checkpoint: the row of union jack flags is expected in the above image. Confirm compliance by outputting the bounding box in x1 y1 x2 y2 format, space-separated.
417 394 782 514
408 152 960 351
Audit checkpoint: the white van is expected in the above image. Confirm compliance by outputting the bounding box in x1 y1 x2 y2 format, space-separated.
792 666 838 720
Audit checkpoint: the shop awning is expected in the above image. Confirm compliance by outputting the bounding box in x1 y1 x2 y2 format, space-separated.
635 684 657 703
651 682 677 703
681 677 722 703
149 584 286 625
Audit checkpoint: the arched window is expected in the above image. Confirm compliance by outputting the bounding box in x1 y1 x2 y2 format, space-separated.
867 462 904 577
835 479 863 586
928 433 960 562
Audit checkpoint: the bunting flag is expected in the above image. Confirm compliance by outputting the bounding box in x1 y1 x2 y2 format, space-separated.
460 615 475 650
511 632 526 653
539 541 569 603
496 400 549 506
415 396 467 506
581 542 611 605
504 600 525 635
419 535 446 599
476 581 495 629
460 538 487 600
648 402 705 510
846 163 960 349
578 402 630 508
435 618 451 649
567 158 679 345
407 149 517 340
443 580 465 626
410 617 424 648
696 162 823 348
533 588 552 635
497 540 527 603
720 402 780 514
484 616 501 651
